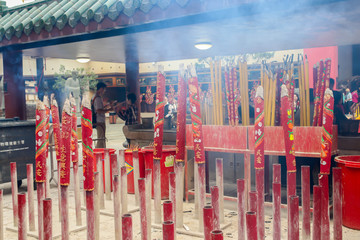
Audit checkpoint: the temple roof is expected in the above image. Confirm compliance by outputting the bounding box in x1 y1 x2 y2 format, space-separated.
0 0 194 42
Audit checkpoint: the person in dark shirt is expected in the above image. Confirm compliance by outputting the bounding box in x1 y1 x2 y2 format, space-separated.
115 93 138 147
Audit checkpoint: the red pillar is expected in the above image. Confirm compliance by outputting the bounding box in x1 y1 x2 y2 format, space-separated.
203 206 214 240
333 167 342 240
289 195 299 240
162 221 175 240
122 214 132 240
10 162 18 227
301 166 310 240
211 186 220 230
246 212 257 240
18 193 26 240
3 50 26 119
211 230 223 240
43 198 52 240
312 185 322 240
237 179 245 240
272 182 281 240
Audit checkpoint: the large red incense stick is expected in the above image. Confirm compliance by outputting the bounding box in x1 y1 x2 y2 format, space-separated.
43 198 52 240
10 162 18 227
153 69 166 224
320 88 334 175
70 96 82 226
211 186 220 230
318 59 331 127
145 169 152 236
333 167 342 240
203 206 214 240
36 100 47 240
81 95 95 240
60 99 72 240
50 94 62 219
281 83 297 239
254 85 265 240
122 214 132 240
312 185 322 240
27 164 35 231
188 64 206 231
121 166 128 215
18 193 26 240
43 95 50 198
289 195 299 240
301 166 310 240
319 88 334 240
237 179 245 240
175 66 186 228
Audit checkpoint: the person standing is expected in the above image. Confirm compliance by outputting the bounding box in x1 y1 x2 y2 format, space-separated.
115 93 138 147
92 82 112 148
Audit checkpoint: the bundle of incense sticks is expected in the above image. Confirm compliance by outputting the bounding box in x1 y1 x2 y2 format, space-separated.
262 63 277 126
210 59 224 125
225 65 239 126
239 60 249 126
313 59 331 126
298 55 311 126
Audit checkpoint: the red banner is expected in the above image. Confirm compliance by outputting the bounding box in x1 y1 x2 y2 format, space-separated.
82 97 94 191
188 66 205 164
281 85 296 172
71 97 79 163
320 89 334 175
60 100 72 186
153 71 166 160
254 86 265 169
175 68 187 162
50 95 62 162
35 101 47 183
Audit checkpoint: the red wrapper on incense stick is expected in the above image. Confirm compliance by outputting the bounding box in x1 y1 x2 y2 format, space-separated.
175 66 187 163
70 96 79 163
81 96 95 191
43 96 50 159
50 94 62 162
188 65 206 164
60 99 72 186
153 70 166 160
254 86 265 169
36 101 47 182
281 84 296 172
320 89 334 175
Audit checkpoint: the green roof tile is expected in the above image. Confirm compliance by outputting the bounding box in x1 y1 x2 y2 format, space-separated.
0 0 196 42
